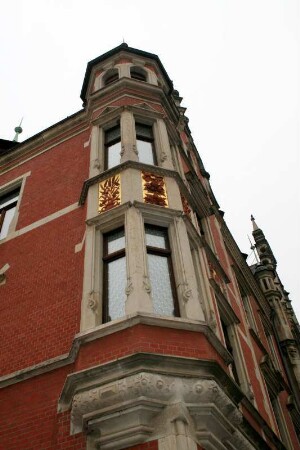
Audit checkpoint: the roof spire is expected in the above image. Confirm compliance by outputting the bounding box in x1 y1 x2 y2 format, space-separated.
13 118 23 142
251 214 259 231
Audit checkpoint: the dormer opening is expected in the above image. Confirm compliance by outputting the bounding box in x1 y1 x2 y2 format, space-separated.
103 68 119 86
130 66 147 82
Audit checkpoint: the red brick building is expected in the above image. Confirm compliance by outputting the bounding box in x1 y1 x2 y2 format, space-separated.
1 43 300 450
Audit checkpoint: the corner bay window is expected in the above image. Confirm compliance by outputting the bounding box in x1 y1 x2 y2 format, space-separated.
136 123 156 165
145 225 179 317
103 228 126 322
0 188 20 239
105 124 121 169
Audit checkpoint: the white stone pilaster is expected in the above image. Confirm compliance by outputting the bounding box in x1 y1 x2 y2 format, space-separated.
170 217 205 321
124 206 153 315
89 125 102 177
154 119 174 170
80 224 101 331
118 63 130 78
120 109 138 163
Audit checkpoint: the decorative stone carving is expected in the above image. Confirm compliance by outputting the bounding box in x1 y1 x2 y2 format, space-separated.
180 194 191 217
209 309 217 331
88 291 98 311
93 158 101 170
69 373 247 450
182 288 192 303
125 278 133 296
143 275 151 294
98 174 121 213
160 151 167 163
141 171 168 207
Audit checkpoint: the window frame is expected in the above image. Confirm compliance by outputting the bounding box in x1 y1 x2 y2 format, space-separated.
145 224 180 317
104 123 121 170
0 173 29 242
103 68 119 87
102 226 126 323
135 122 157 166
130 66 147 82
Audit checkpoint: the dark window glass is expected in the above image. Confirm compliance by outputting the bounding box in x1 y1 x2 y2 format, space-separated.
221 319 240 385
105 125 121 169
0 188 19 239
145 225 179 317
130 67 147 82
104 69 119 86
103 228 126 322
136 123 155 165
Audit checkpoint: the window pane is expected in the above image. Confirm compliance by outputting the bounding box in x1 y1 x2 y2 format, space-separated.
0 190 19 208
105 126 121 144
136 124 152 139
145 226 167 249
107 141 121 169
107 256 126 321
107 229 125 254
0 206 16 239
137 140 154 165
147 254 174 316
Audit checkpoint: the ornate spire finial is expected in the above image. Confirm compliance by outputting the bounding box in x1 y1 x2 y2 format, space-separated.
251 214 259 231
13 118 23 142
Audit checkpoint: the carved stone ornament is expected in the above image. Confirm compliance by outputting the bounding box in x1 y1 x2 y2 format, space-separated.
209 309 217 331
180 193 191 217
143 275 151 294
98 174 121 213
69 374 251 450
141 171 168 207
182 288 192 303
93 158 101 170
88 291 98 311
125 278 133 296
160 151 167 163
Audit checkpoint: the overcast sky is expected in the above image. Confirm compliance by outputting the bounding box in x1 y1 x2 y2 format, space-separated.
1 1 299 319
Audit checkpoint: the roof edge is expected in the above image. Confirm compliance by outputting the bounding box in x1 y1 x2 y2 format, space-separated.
80 43 174 101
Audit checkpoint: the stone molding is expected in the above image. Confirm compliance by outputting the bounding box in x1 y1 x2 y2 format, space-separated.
67 371 254 450
0 314 232 389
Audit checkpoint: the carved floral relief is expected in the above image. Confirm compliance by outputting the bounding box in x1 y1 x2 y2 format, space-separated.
141 171 168 207
98 174 121 213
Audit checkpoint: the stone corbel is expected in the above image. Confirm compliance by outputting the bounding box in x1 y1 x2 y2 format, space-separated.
69 374 249 450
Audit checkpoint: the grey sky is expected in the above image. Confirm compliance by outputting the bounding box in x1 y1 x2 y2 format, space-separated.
1 0 299 318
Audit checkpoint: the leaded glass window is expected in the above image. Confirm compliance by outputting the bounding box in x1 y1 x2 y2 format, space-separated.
103 228 126 322
145 225 179 317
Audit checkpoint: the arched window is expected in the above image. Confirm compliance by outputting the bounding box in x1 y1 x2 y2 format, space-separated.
103 68 119 86
130 66 147 82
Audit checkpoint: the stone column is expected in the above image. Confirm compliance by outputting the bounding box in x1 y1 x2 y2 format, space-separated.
117 63 130 78
154 119 174 170
120 108 138 164
170 217 205 321
89 125 102 177
124 205 153 315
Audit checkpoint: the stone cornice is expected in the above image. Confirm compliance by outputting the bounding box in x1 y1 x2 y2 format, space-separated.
1 110 88 172
0 314 232 389
58 353 242 413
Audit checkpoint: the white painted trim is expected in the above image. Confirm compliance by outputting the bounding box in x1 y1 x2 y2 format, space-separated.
0 202 79 244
